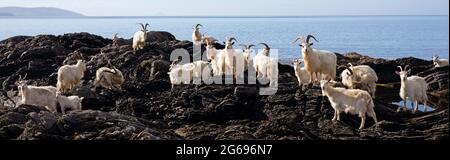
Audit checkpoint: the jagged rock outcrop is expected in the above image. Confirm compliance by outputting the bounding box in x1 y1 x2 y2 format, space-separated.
0 33 448 140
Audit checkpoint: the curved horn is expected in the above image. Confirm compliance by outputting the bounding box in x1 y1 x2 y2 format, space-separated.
306 35 319 43
138 23 145 30
77 52 84 60
73 51 81 59
229 37 237 43
23 73 28 80
193 24 203 29
347 63 354 68
404 65 410 72
248 44 255 49
346 67 354 75
259 43 270 50
397 66 403 72
144 23 150 30
290 37 301 44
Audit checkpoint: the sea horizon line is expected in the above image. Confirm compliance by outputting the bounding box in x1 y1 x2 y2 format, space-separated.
0 14 448 19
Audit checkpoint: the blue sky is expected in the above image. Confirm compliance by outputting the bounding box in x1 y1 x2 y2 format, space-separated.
0 0 448 16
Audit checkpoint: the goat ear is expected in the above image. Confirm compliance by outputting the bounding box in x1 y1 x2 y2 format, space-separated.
309 43 314 46
395 71 400 75
232 42 235 45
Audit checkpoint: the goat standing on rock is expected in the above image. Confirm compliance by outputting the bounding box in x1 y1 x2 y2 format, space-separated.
292 59 312 88
133 23 150 51
192 24 203 45
292 35 337 84
320 80 378 130
56 52 86 93
56 92 83 114
396 65 429 113
253 43 278 87
216 37 245 78
16 75 58 112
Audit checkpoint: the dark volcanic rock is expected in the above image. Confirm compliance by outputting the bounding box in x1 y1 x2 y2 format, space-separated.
0 105 178 140
0 33 448 140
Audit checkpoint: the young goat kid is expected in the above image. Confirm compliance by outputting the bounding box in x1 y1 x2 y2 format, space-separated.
292 59 311 88
56 93 83 114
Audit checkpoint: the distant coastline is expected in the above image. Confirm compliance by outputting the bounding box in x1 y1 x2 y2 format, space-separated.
0 7 84 17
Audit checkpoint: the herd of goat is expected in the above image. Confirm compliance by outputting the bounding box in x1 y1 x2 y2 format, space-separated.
14 23 449 129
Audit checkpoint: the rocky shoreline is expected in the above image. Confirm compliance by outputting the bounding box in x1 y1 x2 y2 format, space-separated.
0 32 448 140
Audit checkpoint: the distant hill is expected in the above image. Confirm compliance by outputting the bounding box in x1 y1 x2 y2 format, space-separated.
0 7 84 17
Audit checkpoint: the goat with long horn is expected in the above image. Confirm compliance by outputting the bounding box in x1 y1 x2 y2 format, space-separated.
133 22 150 51
192 23 204 45
292 34 337 84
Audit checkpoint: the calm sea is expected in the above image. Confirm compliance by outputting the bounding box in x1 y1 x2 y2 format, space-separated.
0 16 448 60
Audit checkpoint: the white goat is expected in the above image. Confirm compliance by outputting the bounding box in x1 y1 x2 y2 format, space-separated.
216 37 245 78
292 59 311 87
168 60 193 89
202 35 219 61
57 52 86 93
192 24 203 45
184 60 212 83
133 23 150 51
432 55 449 67
253 43 272 78
292 35 337 83
396 65 429 113
320 80 378 130
56 93 83 114
240 44 255 71
341 63 378 98
93 61 125 91
16 75 57 112
253 43 278 87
